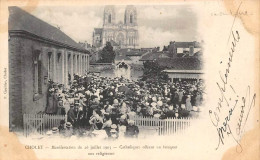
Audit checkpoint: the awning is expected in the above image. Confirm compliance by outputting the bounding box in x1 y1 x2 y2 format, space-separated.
163 69 203 79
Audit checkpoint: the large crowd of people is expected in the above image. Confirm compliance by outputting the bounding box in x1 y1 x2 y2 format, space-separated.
45 73 205 138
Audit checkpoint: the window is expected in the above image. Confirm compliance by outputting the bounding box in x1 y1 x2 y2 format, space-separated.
33 50 42 96
108 14 112 23
57 53 62 83
47 52 52 80
130 14 133 23
129 37 134 45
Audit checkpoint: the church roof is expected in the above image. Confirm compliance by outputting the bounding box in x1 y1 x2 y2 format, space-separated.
9 7 86 52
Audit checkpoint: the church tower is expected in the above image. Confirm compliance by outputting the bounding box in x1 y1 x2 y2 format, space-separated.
102 6 116 46
103 5 116 26
93 5 139 49
124 5 138 48
124 5 137 26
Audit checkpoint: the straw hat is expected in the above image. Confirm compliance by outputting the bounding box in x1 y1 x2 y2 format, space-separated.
154 114 160 118
120 114 126 119
128 120 134 124
52 127 59 133
111 124 117 129
66 122 72 128
46 130 53 136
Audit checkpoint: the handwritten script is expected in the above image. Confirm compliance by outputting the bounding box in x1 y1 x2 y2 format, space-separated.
209 2 256 152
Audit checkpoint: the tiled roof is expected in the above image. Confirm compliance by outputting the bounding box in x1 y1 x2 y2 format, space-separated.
9 7 86 51
174 42 201 48
126 51 147 56
157 57 203 70
139 52 171 61
115 54 131 61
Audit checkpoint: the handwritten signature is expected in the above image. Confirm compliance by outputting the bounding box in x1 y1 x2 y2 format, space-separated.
209 1 256 152
209 85 256 152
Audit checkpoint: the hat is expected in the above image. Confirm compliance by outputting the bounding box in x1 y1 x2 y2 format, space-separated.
52 127 59 133
154 114 160 118
60 120 65 125
113 99 119 104
110 129 117 133
46 130 53 136
157 101 163 107
66 122 72 128
128 120 134 124
111 124 117 129
120 114 126 119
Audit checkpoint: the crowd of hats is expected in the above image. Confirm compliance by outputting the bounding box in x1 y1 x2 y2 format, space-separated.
45 73 205 137
49 73 204 118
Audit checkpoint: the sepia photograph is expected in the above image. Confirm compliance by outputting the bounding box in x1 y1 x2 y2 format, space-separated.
1 0 259 159
9 5 204 139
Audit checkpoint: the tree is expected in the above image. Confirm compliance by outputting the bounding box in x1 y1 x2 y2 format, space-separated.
141 60 169 83
99 42 116 63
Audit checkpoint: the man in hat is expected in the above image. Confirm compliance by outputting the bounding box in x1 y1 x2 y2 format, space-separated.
67 104 76 124
58 120 66 136
52 127 59 137
65 122 73 137
125 120 139 138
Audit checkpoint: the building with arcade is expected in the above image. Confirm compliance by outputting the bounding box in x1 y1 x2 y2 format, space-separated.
8 7 90 129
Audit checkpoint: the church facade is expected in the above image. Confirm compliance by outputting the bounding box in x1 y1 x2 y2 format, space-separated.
93 5 139 49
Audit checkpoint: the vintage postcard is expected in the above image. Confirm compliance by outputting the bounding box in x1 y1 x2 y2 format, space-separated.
0 0 259 159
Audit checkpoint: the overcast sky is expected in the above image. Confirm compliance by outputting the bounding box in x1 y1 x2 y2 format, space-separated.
31 5 200 49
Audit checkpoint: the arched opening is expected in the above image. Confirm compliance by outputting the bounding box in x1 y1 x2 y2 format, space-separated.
67 54 71 83
57 53 62 83
108 14 112 23
115 61 131 79
118 62 128 69
116 33 124 48
130 14 133 23
33 50 42 94
47 52 53 80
